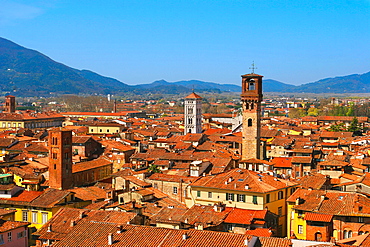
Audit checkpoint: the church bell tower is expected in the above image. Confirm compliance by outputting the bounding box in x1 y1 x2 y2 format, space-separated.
241 71 263 160
184 92 202 134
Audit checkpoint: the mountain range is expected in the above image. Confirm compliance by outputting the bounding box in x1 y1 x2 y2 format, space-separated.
0 37 369 96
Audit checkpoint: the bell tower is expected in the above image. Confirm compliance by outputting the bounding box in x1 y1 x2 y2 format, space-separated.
49 129 73 190
241 70 263 160
184 92 202 134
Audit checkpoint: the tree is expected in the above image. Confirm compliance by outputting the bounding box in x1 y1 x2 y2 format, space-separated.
329 123 346 132
288 108 306 119
148 164 161 173
347 117 362 135
307 108 319 116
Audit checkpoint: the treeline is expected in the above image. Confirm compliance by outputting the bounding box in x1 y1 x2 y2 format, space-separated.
289 101 370 118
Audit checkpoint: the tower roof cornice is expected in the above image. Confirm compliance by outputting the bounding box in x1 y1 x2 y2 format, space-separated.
241 73 263 77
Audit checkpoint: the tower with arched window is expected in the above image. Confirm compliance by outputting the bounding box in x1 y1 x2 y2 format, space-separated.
49 128 73 190
241 73 263 160
184 92 202 135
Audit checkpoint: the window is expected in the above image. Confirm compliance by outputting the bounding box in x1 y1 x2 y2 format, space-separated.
90 128 94 132
237 194 245 202
0 235 3 244
17 231 26 239
290 188 296 195
100 129 102 132
266 194 270 203
153 183 158 189
197 191 201 198
43 213 49 225
249 83 255 90
226 193 235 201
7 232 11 242
298 210 303 217
278 191 284 200
188 118 193 124
32 212 38 223
173 186 178 194
248 119 252 127
359 217 364 223
208 192 212 199
278 206 282 216
252 195 258 204
22 211 28 222
298 225 303 234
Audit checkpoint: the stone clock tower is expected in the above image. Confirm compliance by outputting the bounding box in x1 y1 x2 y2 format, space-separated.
241 73 263 160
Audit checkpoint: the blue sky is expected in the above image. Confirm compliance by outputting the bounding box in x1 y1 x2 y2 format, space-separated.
1 0 370 86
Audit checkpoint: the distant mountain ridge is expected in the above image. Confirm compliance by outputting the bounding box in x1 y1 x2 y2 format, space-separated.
0 37 369 96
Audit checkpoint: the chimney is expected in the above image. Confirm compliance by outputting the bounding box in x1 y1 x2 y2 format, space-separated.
244 238 248 246
245 184 249 190
108 233 113 245
70 220 76 227
295 198 300 205
182 233 188 240
79 211 85 219
47 224 52 232
117 225 123 233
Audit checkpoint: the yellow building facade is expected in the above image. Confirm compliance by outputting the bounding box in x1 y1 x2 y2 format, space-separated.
186 169 297 236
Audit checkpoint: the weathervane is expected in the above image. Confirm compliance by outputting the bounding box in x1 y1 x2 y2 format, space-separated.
249 61 257 74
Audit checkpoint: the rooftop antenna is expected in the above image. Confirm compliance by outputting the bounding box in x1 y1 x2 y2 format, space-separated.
249 61 257 74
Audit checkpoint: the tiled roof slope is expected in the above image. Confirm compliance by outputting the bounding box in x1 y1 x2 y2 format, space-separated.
51 221 291 247
191 169 296 193
287 188 370 216
35 207 138 241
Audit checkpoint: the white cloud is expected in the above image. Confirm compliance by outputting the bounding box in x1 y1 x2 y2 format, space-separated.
0 1 44 25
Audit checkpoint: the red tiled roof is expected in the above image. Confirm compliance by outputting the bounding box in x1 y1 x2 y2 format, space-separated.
245 228 273 237
271 157 292 168
185 92 202 99
304 212 333 222
224 208 267 225
191 169 296 193
0 219 29 233
72 158 112 173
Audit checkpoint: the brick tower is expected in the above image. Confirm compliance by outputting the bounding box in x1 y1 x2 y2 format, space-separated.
184 92 202 134
241 73 263 160
49 129 73 190
5 95 15 113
